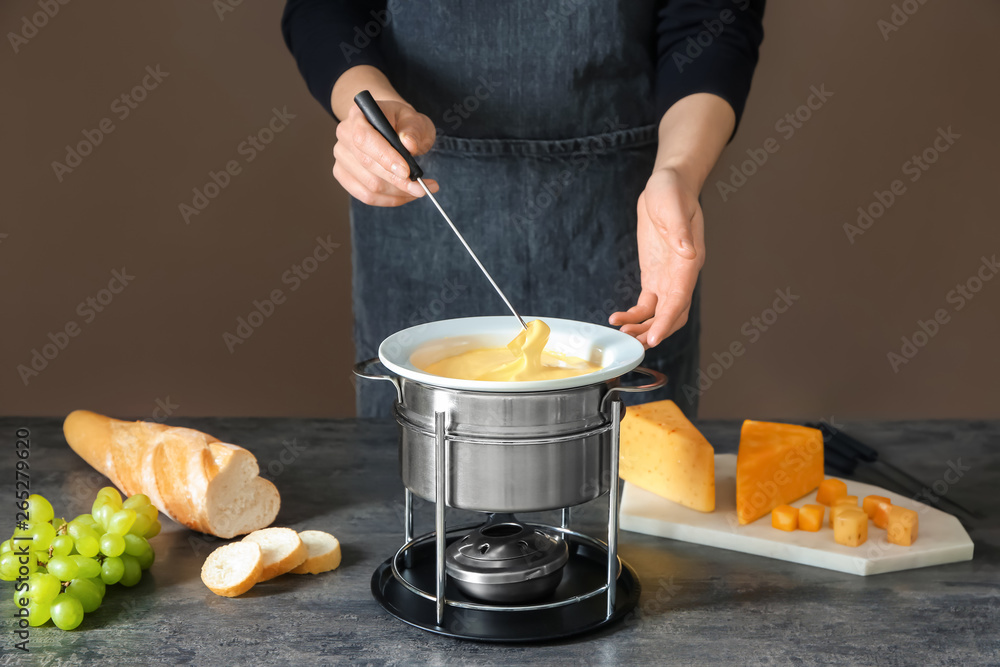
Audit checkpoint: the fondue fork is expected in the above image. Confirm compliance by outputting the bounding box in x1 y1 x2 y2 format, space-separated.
354 90 528 331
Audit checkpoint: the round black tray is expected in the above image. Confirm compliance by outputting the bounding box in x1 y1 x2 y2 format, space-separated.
371 530 641 643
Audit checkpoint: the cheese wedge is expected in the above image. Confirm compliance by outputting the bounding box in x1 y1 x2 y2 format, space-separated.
620 400 715 512
735 420 824 525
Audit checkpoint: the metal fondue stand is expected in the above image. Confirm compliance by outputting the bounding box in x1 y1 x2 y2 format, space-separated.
357 357 665 642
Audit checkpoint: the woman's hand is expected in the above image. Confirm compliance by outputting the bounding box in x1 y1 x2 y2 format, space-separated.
610 167 705 348
610 93 735 349
333 99 439 206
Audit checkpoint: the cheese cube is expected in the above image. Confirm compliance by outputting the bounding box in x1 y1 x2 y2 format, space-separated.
816 479 848 506
771 505 799 531
830 502 861 528
873 499 893 529
735 421 824 525
620 400 715 512
799 504 825 532
887 506 919 546
832 495 859 508
834 509 869 547
863 495 891 520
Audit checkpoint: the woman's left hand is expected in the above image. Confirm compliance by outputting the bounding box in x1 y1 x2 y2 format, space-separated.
609 166 705 348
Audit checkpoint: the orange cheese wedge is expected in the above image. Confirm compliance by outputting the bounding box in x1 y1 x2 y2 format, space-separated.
735 420 824 525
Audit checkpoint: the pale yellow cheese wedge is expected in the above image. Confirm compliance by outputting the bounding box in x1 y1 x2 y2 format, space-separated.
620 400 715 512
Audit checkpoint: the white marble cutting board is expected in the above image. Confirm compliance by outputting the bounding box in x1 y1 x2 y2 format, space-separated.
620 454 974 576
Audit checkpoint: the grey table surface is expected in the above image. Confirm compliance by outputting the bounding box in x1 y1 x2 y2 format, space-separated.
0 417 997 666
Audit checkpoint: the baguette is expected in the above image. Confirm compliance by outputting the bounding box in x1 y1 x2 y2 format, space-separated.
63 410 280 539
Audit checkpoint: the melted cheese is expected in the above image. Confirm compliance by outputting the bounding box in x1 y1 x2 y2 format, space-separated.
420 319 599 382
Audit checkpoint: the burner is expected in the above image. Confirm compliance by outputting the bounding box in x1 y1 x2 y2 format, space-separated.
372 527 641 643
445 515 569 603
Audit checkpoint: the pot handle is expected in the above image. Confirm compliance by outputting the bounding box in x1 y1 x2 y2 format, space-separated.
353 357 402 403
601 366 667 413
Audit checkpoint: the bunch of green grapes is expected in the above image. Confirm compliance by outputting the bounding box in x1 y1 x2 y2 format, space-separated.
1 488 159 630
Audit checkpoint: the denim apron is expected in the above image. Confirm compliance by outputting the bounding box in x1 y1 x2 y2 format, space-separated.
351 0 701 418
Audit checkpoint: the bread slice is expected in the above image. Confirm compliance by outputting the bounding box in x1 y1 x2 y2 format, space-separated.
290 530 342 575
242 528 307 581
201 541 263 597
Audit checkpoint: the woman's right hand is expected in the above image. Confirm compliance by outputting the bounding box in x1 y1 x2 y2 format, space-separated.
333 99 438 207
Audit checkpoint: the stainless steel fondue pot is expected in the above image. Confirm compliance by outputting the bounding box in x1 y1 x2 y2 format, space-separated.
355 361 664 512
358 315 665 634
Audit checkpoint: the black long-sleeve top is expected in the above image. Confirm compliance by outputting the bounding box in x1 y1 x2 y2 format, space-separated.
281 0 764 131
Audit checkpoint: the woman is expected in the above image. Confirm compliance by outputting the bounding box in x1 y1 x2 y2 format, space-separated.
282 0 765 418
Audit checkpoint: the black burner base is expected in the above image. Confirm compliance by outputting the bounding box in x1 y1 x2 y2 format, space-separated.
371 530 641 643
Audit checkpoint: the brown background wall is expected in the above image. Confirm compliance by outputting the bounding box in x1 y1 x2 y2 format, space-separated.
2 1 997 420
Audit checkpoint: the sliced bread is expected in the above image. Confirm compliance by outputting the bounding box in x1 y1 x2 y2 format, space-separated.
201 541 263 597
290 530 342 575
243 527 307 581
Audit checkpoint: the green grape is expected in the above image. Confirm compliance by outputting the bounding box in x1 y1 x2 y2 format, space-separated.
100 557 124 585
107 509 137 536
93 504 114 532
26 494 55 524
34 549 50 565
51 535 74 557
52 517 67 532
29 521 56 552
28 572 61 603
145 519 162 539
0 539 12 554
27 601 51 627
122 494 150 511
13 587 26 607
68 524 100 558
87 576 106 597
71 555 101 579
99 533 125 557
50 593 84 630
65 578 102 613
75 535 99 558
0 553 19 581
47 556 80 581
128 513 152 537
97 486 123 508
119 554 141 587
123 534 149 557
141 505 159 522
137 546 154 571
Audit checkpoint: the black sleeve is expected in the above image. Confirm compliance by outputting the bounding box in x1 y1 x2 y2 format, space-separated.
655 0 766 135
281 0 387 118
